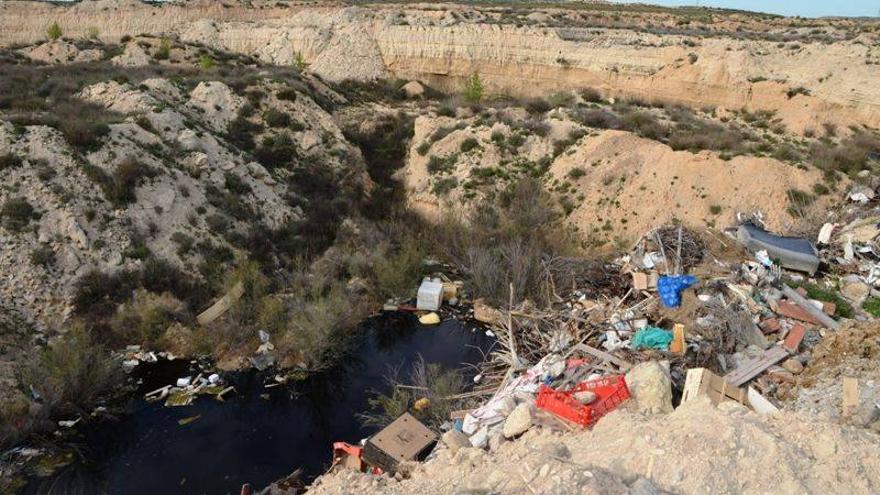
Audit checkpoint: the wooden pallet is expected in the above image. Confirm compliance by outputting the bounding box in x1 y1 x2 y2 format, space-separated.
724 346 789 387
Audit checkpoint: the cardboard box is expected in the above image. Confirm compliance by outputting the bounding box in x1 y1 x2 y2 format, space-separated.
682 368 748 406
362 413 437 473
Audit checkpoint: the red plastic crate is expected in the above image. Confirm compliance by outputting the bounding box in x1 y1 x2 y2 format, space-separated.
535 375 630 428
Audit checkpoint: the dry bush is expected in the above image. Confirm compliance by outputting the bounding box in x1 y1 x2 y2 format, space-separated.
810 131 880 176
360 356 466 431
428 177 579 307
109 290 188 348
19 325 123 418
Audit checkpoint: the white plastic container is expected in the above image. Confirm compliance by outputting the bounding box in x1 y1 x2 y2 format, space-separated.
416 279 443 311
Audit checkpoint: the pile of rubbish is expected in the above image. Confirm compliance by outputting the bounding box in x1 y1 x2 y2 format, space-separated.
320 216 880 483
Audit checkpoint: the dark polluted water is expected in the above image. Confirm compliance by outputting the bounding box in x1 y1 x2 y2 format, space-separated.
21 313 492 495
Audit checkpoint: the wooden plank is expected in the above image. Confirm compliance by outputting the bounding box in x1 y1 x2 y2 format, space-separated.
572 343 632 371
670 323 685 354
197 281 245 326
682 368 748 406
724 346 789 387
842 377 860 416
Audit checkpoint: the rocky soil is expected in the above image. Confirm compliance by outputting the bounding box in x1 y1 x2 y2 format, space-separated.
309 394 880 494
0 71 363 331
403 102 842 245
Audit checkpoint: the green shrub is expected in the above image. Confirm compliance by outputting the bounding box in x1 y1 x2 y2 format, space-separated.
21 325 122 418
788 280 853 318
463 73 483 104
30 245 56 268
199 55 215 69
416 142 430 156
1 197 38 232
432 176 458 196
254 132 298 169
263 108 291 128
277 88 298 102
567 167 586 180
109 291 184 347
812 183 830 195
507 133 526 149
863 297 880 317
154 38 171 60
459 137 479 153
373 236 427 299
427 154 456 174
436 104 455 117
0 153 23 171
579 87 602 103
47 22 62 41
225 110 263 151
361 357 465 431
786 86 811 99
293 51 307 71
171 231 195 256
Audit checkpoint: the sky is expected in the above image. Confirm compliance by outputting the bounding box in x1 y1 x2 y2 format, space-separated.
617 0 879 18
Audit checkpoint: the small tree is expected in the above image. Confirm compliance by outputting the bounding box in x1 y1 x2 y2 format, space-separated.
464 72 484 104
154 38 171 60
47 22 62 41
293 51 307 71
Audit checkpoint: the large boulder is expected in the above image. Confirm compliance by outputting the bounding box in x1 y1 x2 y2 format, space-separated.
503 402 534 438
625 361 673 414
402 81 425 99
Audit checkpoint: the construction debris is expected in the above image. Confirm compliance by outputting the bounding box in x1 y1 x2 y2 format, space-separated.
324 216 880 483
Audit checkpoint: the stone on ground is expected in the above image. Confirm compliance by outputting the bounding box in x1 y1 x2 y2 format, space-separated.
625 361 673 414
503 402 533 438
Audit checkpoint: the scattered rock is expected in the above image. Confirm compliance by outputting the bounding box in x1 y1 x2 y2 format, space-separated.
441 429 471 454
502 402 533 439
841 277 871 305
625 361 673 414
782 358 804 374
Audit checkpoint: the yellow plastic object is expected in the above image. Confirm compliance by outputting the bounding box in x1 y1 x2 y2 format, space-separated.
419 312 441 325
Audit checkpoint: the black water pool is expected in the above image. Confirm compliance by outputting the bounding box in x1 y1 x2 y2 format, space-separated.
21 313 491 495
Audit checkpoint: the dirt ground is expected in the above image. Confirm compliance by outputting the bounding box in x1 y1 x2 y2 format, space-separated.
308 395 880 495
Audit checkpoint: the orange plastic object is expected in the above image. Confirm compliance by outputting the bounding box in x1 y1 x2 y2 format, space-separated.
535 375 630 428
332 442 383 475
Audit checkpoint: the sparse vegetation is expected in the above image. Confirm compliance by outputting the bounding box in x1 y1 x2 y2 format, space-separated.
786 86 811 99
30 246 56 268
567 167 587 180
463 73 484 104
47 21 62 41
0 153 23 171
361 356 465 431
1 197 38 232
460 137 480 152
154 38 172 60
21 324 123 418
199 55 216 69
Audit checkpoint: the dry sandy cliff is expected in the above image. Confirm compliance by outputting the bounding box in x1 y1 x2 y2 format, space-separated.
3 2 879 134
403 105 842 245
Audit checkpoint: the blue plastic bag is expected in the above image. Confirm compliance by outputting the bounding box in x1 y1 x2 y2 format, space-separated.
657 275 698 308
